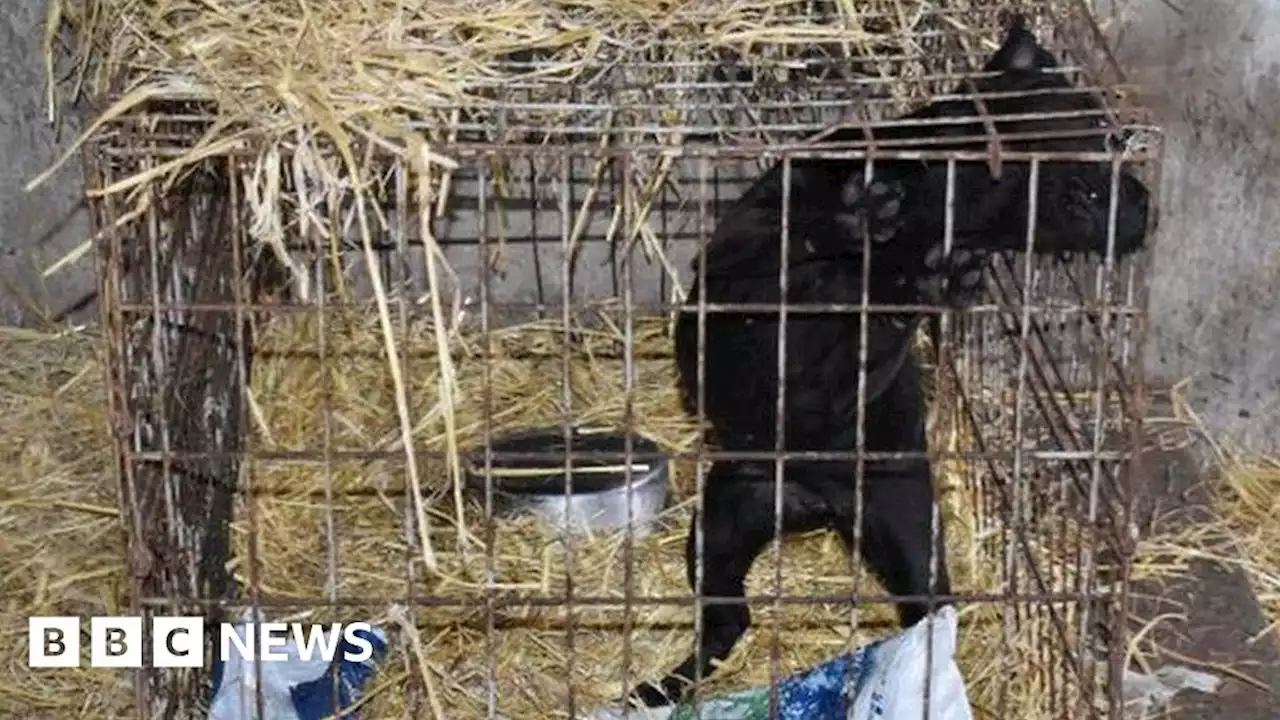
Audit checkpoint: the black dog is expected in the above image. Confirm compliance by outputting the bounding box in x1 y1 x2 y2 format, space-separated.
628 15 1152 708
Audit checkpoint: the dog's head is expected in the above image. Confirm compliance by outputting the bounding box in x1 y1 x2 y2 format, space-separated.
865 15 1153 260
974 16 1151 256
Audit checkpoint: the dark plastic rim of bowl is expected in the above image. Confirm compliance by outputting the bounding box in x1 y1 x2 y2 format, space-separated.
463 426 667 495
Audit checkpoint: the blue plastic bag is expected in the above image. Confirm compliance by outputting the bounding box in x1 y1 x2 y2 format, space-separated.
209 613 388 720
592 606 972 720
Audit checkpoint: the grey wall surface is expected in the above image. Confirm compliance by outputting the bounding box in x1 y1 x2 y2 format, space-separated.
1 1 1276 452
0 0 94 326
1104 0 1280 455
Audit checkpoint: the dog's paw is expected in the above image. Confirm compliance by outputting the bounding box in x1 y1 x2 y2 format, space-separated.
626 679 681 709
916 244 992 309
837 177 908 246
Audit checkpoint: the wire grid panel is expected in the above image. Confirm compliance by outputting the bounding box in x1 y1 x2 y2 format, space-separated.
85 3 1159 720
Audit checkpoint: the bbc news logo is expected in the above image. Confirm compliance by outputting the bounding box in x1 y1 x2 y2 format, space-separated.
28 616 376 668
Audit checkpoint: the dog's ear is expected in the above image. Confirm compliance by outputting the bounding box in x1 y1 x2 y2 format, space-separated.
986 14 1054 73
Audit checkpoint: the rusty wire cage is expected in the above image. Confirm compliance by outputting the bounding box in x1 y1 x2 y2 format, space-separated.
81 1 1161 718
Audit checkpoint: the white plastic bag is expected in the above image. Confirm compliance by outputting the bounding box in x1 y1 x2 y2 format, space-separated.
846 605 972 720
1122 663 1220 718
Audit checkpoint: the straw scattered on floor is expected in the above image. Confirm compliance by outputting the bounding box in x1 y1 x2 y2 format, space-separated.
0 327 131 718
1157 388 1280 640
1213 458 1280 631
1 305 1232 720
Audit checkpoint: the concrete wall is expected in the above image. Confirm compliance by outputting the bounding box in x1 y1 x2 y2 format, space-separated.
2 1 1277 453
1103 0 1280 454
0 0 94 326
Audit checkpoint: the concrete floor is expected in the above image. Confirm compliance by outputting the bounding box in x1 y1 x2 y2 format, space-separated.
0 0 95 328
1123 395 1280 717
1127 451 1280 717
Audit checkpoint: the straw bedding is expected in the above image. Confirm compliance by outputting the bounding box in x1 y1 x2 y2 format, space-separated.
8 320 1279 720
0 329 132 717
0 308 1142 718
3 307 1278 719
243 306 1003 718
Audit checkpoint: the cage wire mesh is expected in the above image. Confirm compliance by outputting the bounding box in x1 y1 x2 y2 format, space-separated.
79 0 1161 718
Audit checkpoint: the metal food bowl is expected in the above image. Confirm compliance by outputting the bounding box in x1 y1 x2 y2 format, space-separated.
463 426 670 538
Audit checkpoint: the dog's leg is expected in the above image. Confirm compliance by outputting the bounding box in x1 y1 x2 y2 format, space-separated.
627 468 781 707
837 463 951 628
836 358 951 628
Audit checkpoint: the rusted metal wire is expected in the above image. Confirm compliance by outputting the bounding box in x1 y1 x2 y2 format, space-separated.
85 4 1157 719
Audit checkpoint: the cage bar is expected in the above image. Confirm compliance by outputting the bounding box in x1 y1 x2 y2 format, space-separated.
81 3 1160 719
